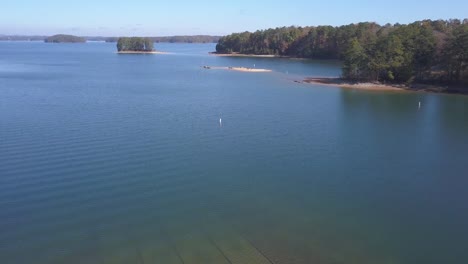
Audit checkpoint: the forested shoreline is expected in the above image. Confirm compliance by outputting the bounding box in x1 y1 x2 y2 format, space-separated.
216 19 468 86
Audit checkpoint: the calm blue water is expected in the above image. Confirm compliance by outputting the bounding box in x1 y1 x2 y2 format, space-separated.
1 42 468 264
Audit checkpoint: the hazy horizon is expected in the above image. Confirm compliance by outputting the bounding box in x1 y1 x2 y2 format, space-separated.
2 0 468 36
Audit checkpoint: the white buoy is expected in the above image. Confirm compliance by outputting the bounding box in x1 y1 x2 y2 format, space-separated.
419 101 421 109
219 118 222 127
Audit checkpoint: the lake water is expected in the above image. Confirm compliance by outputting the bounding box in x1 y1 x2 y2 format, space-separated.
1 42 467 264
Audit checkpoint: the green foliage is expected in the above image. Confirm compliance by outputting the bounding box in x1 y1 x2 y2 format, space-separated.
117 37 154 52
372 34 407 82
442 24 468 82
216 23 381 59
342 38 367 80
349 22 440 83
44 34 86 43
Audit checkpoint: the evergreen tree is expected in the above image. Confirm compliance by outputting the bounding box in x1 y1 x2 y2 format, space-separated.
443 24 468 82
342 38 368 80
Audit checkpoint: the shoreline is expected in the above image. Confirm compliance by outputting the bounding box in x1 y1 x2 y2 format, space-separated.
202 66 272 72
303 78 407 92
117 51 169 54
301 77 467 94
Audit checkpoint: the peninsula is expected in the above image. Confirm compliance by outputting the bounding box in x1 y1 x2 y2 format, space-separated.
215 19 468 93
44 34 86 43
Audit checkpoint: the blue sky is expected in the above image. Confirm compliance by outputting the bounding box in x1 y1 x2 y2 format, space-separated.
1 0 467 36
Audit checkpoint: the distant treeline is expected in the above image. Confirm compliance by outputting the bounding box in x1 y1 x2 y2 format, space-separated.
45 34 86 43
0 35 101 42
216 19 468 85
117 37 153 52
0 35 47 41
0 35 220 43
107 35 220 43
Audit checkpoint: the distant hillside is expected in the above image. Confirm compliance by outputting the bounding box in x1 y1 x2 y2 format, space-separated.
106 35 220 43
45 34 86 43
1 34 220 43
0 35 47 41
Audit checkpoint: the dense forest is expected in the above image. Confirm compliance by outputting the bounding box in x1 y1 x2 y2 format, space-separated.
117 37 154 52
107 35 220 43
216 19 468 85
44 34 86 43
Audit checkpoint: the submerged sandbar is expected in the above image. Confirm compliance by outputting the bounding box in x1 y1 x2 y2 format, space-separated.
209 52 288 58
203 66 272 72
117 51 169 54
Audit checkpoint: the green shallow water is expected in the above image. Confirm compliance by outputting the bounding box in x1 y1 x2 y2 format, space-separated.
0 42 467 264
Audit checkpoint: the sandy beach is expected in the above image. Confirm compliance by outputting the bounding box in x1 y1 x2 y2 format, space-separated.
303 78 410 92
302 77 468 94
203 66 272 72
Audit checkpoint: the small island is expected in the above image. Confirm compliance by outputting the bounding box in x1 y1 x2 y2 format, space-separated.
116 37 166 54
44 34 86 43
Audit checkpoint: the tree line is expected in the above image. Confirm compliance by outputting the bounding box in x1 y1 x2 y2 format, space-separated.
216 19 468 84
117 37 154 52
44 34 86 43
108 35 220 43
